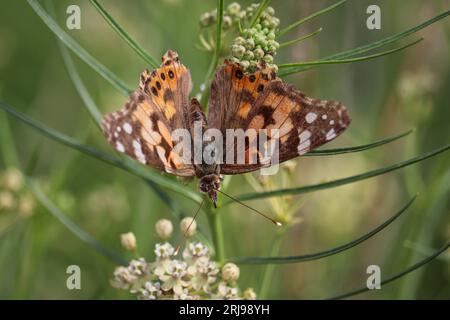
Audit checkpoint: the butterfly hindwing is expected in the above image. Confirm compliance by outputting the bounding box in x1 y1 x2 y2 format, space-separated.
101 50 196 177
207 62 351 175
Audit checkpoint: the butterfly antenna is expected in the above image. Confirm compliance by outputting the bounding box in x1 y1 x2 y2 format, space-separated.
216 189 282 226
174 198 205 256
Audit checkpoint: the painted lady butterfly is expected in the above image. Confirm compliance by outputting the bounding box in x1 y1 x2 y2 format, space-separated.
102 50 350 206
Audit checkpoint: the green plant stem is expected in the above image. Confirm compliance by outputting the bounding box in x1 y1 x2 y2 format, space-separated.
206 205 225 263
259 230 284 299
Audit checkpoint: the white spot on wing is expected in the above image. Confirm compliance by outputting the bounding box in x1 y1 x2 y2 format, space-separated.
132 139 146 164
116 141 125 153
123 122 133 134
326 129 336 141
321 114 327 120
297 130 311 155
305 112 317 124
329 120 335 125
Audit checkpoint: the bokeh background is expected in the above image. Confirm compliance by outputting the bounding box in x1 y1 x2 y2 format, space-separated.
0 0 449 299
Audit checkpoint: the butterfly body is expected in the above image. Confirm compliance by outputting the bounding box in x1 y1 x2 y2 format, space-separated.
101 50 351 205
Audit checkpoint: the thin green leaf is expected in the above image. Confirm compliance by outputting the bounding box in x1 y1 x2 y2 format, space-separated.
27 0 132 96
89 0 159 69
277 0 347 37
279 38 423 71
279 27 322 49
228 144 450 203
326 242 450 300
26 177 127 265
58 42 103 128
305 129 413 156
200 0 224 108
249 0 271 28
232 196 415 264
279 10 450 76
0 101 202 204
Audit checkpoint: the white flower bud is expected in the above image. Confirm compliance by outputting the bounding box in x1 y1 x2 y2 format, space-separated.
239 60 250 69
155 219 173 240
120 232 137 251
231 44 246 58
221 262 240 282
243 288 257 300
244 50 254 60
18 195 35 217
254 48 265 59
223 15 232 29
227 2 241 15
265 6 275 16
234 36 246 45
199 12 212 27
244 38 255 50
0 191 15 210
2 168 23 192
180 217 197 237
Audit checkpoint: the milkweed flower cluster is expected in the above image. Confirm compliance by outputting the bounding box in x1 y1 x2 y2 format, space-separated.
199 2 280 72
111 219 256 300
0 168 35 217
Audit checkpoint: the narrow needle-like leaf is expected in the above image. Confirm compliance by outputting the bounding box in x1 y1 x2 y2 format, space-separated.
228 144 450 203
326 242 450 299
306 129 413 156
279 10 450 76
279 38 423 73
27 177 127 265
232 196 415 264
279 27 323 49
89 0 159 69
277 0 347 37
27 0 132 96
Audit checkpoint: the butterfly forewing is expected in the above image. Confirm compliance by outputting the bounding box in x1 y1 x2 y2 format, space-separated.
101 51 196 177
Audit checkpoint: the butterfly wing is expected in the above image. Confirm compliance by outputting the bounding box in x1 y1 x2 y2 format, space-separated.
102 50 196 177
207 61 351 175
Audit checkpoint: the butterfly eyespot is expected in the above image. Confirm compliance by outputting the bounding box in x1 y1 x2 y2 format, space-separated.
249 74 256 82
235 69 243 79
262 73 269 81
151 87 158 96
160 73 166 80
156 81 161 90
168 70 174 79
257 84 264 92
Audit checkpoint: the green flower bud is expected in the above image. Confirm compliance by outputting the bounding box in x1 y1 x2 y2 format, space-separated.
255 23 262 31
262 27 269 35
262 20 270 28
254 33 266 45
267 32 276 40
263 54 274 64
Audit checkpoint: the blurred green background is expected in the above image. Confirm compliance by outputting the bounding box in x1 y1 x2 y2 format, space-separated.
0 0 449 299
